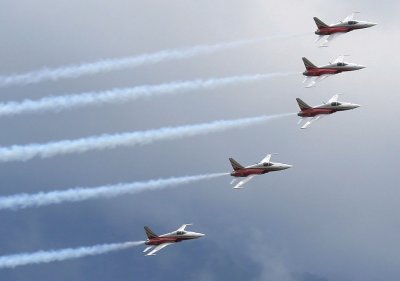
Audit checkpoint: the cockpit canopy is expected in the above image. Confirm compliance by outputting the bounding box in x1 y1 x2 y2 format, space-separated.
331 102 342 106
348 20 358 25
263 162 273 167
336 62 347 67
177 231 186 235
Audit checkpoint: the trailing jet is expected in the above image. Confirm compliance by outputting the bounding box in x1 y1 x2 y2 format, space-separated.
296 94 360 129
143 224 205 256
314 12 377 47
229 154 292 189
302 55 365 88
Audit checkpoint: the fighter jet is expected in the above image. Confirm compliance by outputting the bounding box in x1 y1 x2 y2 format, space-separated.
296 94 360 129
302 55 365 88
229 154 292 189
314 12 377 47
143 224 205 256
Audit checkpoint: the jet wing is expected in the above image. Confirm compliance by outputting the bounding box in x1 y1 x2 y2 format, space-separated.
320 33 345 47
233 175 255 189
342 12 359 22
177 224 192 232
327 94 340 103
260 154 272 164
146 243 174 256
304 75 331 88
332 55 348 64
301 115 324 129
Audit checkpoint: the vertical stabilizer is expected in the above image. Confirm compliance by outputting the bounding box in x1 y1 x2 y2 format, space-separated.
144 226 158 239
229 158 244 171
313 17 329 29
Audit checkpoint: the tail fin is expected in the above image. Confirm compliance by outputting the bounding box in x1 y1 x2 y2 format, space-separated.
302 57 317 70
296 98 311 111
144 226 158 239
313 17 329 29
229 158 244 171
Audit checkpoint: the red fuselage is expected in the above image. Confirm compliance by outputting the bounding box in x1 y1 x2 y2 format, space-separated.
303 68 339 76
231 168 267 177
315 27 352 35
298 108 335 118
146 236 190 246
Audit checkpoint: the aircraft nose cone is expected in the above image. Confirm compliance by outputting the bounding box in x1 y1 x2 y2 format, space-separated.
198 233 205 237
281 164 292 170
353 104 361 108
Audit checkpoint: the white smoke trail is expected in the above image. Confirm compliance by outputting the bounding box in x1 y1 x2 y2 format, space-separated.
0 72 296 117
0 173 227 211
0 113 295 163
0 34 303 87
0 241 144 269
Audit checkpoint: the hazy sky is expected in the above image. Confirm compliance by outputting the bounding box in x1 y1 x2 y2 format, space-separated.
0 1 398 281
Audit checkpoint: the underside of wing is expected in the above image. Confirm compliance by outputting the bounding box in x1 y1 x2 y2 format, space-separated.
305 75 331 88
146 243 174 256
320 33 345 47
301 115 323 129
233 175 255 189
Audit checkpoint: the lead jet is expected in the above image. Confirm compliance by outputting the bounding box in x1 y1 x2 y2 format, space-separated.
296 94 360 129
314 12 377 47
302 55 365 88
143 224 205 256
229 154 292 189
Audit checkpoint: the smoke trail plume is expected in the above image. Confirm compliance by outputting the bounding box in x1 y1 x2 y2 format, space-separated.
0 72 296 117
0 173 227 211
0 241 144 269
0 34 302 87
0 113 295 163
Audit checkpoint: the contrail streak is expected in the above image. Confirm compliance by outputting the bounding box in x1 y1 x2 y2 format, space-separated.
0 173 227 211
0 72 296 117
0 113 295 163
0 241 144 269
0 34 303 87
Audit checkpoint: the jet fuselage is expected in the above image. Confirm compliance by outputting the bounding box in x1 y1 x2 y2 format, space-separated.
145 230 204 246
231 163 291 177
303 63 365 77
315 21 377 35
298 102 360 118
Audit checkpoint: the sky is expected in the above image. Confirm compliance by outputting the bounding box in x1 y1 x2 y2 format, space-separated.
0 0 399 280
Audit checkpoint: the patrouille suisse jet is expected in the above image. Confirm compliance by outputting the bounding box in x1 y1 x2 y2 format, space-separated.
143 224 204 256
314 12 377 47
229 154 292 189
296 94 360 129
302 55 365 88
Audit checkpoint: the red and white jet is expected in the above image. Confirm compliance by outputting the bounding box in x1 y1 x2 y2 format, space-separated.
302 55 365 88
296 94 360 129
314 12 377 47
143 224 204 256
229 154 292 189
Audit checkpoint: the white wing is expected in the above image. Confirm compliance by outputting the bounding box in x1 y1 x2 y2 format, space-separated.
305 75 331 88
300 115 324 129
332 55 345 64
177 224 192 232
146 243 174 256
233 176 255 189
327 94 340 103
260 154 272 164
342 12 359 22
320 33 345 47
